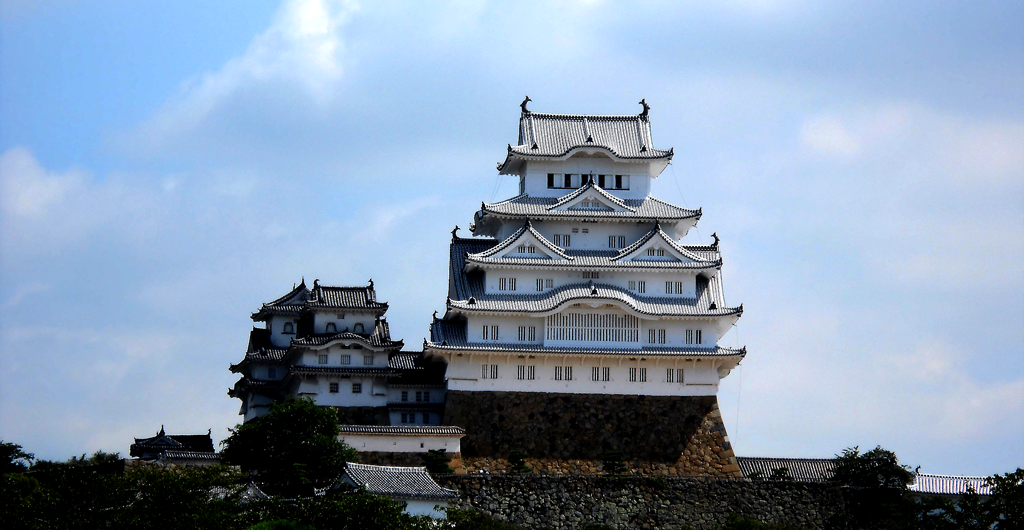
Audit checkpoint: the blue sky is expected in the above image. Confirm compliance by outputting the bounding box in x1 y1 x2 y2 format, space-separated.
1 0 1021 476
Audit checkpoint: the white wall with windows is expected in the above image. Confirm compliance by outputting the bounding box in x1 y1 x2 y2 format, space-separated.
519 157 656 200
292 375 388 407
299 346 382 367
441 352 727 396
339 432 462 454
312 310 376 335
482 268 702 297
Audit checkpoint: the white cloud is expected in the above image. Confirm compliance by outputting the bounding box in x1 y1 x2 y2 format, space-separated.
0 146 86 218
131 0 357 157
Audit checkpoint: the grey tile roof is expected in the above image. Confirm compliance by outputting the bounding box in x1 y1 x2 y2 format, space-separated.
910 473 993 496
498 110 672 173
228 376 283 399
338 425 465 436
252 280 387 320
549 180 636 211
737 457 835 482
343 463 459 500
388 352 422 370
447 276 741 318
290 366 398 376
131 427 216 459
161 451 221 461
290 319 403 350
479 194 699 222
427 317 745 358
473 220 572 260
612 221 711 262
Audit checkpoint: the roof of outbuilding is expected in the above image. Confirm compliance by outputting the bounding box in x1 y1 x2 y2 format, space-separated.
338 425 465 436
130 427 216 459
909 473 993 496
479 194 699 222
343 463 459 500
498 108 673 173
737 457 835 482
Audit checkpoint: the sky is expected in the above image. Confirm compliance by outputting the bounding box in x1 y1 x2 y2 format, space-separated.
0 0 1021 476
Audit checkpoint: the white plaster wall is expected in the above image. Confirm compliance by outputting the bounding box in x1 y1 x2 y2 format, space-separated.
466 315 545 343
295 376 388 407
482 269 698 297
340 433 462 453
521 158 654 200
312 311 375 335
442 353 722 396
267 317 297 348
298 347 381 367
387 386 445 404
388 410 442 425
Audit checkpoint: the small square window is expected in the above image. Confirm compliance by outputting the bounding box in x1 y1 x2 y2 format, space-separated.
401 391 408 402
329 382 339 393
352 383 362 394
318 354 328 364
268 368 277 378
363 355 373 366
341 355 351 365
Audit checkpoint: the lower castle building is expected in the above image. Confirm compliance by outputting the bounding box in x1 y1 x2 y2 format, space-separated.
228 100 745 476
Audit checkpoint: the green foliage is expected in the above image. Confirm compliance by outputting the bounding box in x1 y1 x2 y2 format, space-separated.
766 467 793 481
422 449 454 474
66 450 122 466
831 445 914 489
1 440 34 473
601 450 627 474
445 508 544 529
988 467 1024 529
220 398 358 494
715 514 800 530
508 449 532 474
247 521 314 530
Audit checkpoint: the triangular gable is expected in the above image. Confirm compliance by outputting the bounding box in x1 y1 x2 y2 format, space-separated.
548 180 635 213
613 222 705 263
265 280 309 307
470 221 572 261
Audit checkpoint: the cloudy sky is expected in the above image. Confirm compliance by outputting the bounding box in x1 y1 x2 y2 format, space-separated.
1 0 1021 475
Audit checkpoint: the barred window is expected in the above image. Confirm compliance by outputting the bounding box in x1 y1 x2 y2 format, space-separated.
545 279 554 288
318 354 328 364
536 278 544 291
483 325 499 341
352 383 362 394
401 391 408 402
554 366 573 381
330 382 339 393
341 355 351 365
363 355 373 366
517 365 536 381
482 364 499 379
686 329 693 344
665 281 673 294
602 367 610 381
639 367 647 382
675 281 684 294
666 368 674 383
517 325 535 342
583 271 600 279
638 281 646 293
592 366 600 381
628 280 636 291
695 329 703 344
325 322 337 333
628 367 638 382
423 392 430 402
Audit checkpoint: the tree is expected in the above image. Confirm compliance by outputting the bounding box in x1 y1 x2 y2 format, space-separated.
220 398 358 495
829 446 917 530
988 468 1024 529
831 445 914 489
508 450 532 474
422 449 454 475
1 441 34 473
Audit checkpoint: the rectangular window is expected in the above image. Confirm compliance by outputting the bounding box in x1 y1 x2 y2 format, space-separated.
518 365 526 380
592 366 600 381
658 249 665 256
572 228 579 234
564 174 572 188
423 413 430 424
553 234 560 246
415 391 423 402
548 173 555 188
527 245 536 253
491 325 498 340
582 228 589 233
659 329 666 344
602 367 610 381
582 271 599 279
581 174 590 185
268 368 277 378
638 281 646 293
341 355 351 365
401 391 408 402
518 326 527 341
615 175 623 189
675 281 684 294
498 278 507 291
352 383 362 394
401 413 409 423
666 369 674 383
686 329 693 345
529 326 536 341
647 248 656 256
628 280 636 291
554 366 572 381
629 367 637 382
608 236 616 248
363 355 373 366
318 354 328 364
650 329 666 344
640 367 647 382
423 392 430 402
598 174 606 187
510 278 516 290
482 364 499 379
536 278 544 291
330 382 339 393
482 325 488 340
516 244 526 253
677 369 685 383
695 329 703 344
545 279 554 288
666 281 673 294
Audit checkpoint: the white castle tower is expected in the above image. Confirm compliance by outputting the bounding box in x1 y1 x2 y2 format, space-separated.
426 99 746 475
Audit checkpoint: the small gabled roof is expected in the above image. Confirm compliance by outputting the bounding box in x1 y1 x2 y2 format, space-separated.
343 463 459 500
289 318 404 351
498 101 673 174
612 221 709 263
470 220 572 261
548 179 635 212
252 280 387 321
130 427 215 458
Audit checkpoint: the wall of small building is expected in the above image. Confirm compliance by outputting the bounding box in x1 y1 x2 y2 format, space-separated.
311 310 376 335
299 346 385 367
402 499 448 519
295 375 388 407
339 433 463 454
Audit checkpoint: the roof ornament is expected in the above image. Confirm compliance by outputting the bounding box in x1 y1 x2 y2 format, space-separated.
520 95 532 114
158 425 165 436
589 280 598 296
313 278 319 289
432 310 438 321
711 232 720 248
451 225 460 239
639 98 650 119
468 297 476 305
709 302 717 310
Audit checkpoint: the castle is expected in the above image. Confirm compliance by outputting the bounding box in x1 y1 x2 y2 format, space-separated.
229 99 745 476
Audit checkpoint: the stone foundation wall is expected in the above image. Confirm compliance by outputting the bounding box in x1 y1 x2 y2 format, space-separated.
443 391 739 476
331 406 390 425
438 475 844 530
356 451 464 473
